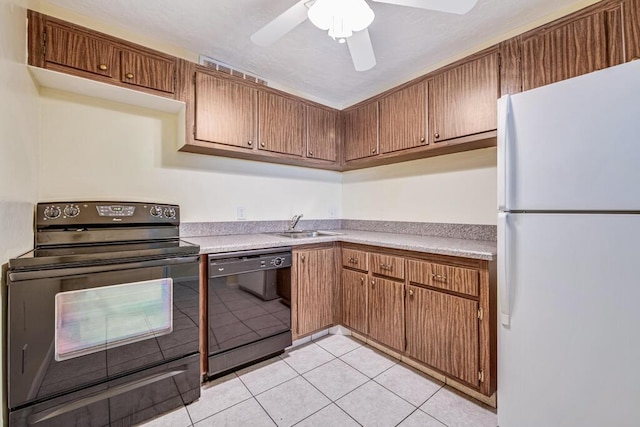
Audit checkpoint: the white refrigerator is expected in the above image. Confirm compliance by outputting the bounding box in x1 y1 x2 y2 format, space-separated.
497 60 640 427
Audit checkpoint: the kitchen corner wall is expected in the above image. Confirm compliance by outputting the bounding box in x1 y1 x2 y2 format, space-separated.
1 0 41 423
38 89 343 223
342 148 497 225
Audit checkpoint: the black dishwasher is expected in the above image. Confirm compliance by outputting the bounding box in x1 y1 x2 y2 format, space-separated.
207 248 292 378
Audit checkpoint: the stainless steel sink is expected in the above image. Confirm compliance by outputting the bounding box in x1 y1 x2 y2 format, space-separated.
268 230 338 239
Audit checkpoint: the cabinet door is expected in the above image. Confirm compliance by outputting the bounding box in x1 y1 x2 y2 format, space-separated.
120 50 175 93
194 72 256 149
406 285 479 387
368 277 404 352
521 5 623 91
379 82 428 153
625 0 640 61
45 23 117 78
307 106 337 161
429 52 499 143
258 92 305 156
297 248 334 336
344 102 379 161
341 269 368 334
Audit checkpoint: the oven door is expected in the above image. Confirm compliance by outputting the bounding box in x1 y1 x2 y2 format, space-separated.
7 256 199 410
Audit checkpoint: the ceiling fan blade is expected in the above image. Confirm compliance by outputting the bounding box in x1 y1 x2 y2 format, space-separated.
250 0 310 46
372 0 477 15
347 29 376 72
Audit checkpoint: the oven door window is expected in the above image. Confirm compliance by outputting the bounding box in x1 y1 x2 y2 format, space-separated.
55 278 173 361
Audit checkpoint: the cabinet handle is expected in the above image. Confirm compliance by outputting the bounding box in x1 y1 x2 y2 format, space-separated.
360 277 364 285
372 148 377 154
432 274 447 282
247 140 253 146
125 72 134 79
99 64 108 71
308 151 313 156
371 280 375 289
420 137 426 143
408 289 414 297
261 142 266 147
301 255 305 262
434 132 440 139
380 264 393 271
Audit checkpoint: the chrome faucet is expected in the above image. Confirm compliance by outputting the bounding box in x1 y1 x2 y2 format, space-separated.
289 214 303 231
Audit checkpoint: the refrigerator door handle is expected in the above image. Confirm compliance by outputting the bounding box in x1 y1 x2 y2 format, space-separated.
497 95 513 211
498 212 511 326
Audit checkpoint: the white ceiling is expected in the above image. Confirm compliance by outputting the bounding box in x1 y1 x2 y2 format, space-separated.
44 0 584 108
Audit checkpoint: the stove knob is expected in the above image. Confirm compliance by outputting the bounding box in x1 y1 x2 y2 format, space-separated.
150 206 163 217
44 206 61 219
273 257 283 267
63 204 80 218
164 207 176 219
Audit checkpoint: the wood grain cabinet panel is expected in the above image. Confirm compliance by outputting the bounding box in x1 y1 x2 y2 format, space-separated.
120 50 175 93
195 72 256 149
408 260 479 297
258 92 305 157
521 5 623 91
368 277 404 352
45 23 117 78
307 106 337 161
625 0 640 61
342 249 368 272
379 82 428 153
342 269 368 334
370 253 404 280
296 248 335 336
344 102 379 161
406 285 480 387
428 52 499 143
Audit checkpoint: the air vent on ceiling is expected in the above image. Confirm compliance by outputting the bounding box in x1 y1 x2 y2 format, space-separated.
198 55 268 86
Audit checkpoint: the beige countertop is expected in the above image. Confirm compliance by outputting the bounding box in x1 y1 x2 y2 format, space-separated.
184 229 496 261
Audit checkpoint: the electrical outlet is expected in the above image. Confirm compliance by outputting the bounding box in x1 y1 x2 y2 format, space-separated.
329 207 337 218
236 206 246 221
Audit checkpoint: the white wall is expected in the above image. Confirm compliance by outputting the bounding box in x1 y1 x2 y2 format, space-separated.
343 148 497 225
38 89 342 222
0 0 40 423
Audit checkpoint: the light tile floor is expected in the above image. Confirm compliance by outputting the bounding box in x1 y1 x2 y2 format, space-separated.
139 335 497 427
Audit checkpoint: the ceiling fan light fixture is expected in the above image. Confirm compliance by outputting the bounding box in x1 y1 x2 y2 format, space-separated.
308 0 375 41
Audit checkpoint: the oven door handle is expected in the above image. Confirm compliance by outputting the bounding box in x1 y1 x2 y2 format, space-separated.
8 256 200 282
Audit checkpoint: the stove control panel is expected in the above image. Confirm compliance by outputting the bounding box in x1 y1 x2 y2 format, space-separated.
36 201 180 226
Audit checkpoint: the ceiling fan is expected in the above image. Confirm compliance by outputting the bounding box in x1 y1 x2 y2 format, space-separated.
251 0 478 72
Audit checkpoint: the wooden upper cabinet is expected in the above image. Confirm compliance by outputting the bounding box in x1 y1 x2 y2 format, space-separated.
120 50 175 93
521 4 624 91
45 22 117 78
344 102 379 161
379 82 428 153
428 52 499 143
194 72 256 149
342 269 368 335
406 285 480 387
368 277 404 352
258 92 305 157
296 248 335 336
307 106 338 161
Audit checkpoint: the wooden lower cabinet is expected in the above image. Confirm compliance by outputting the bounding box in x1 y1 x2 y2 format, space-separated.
368 277 405 352
295 247 335 336
341 269 368 334
340 244 496 399
406 284 480 388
